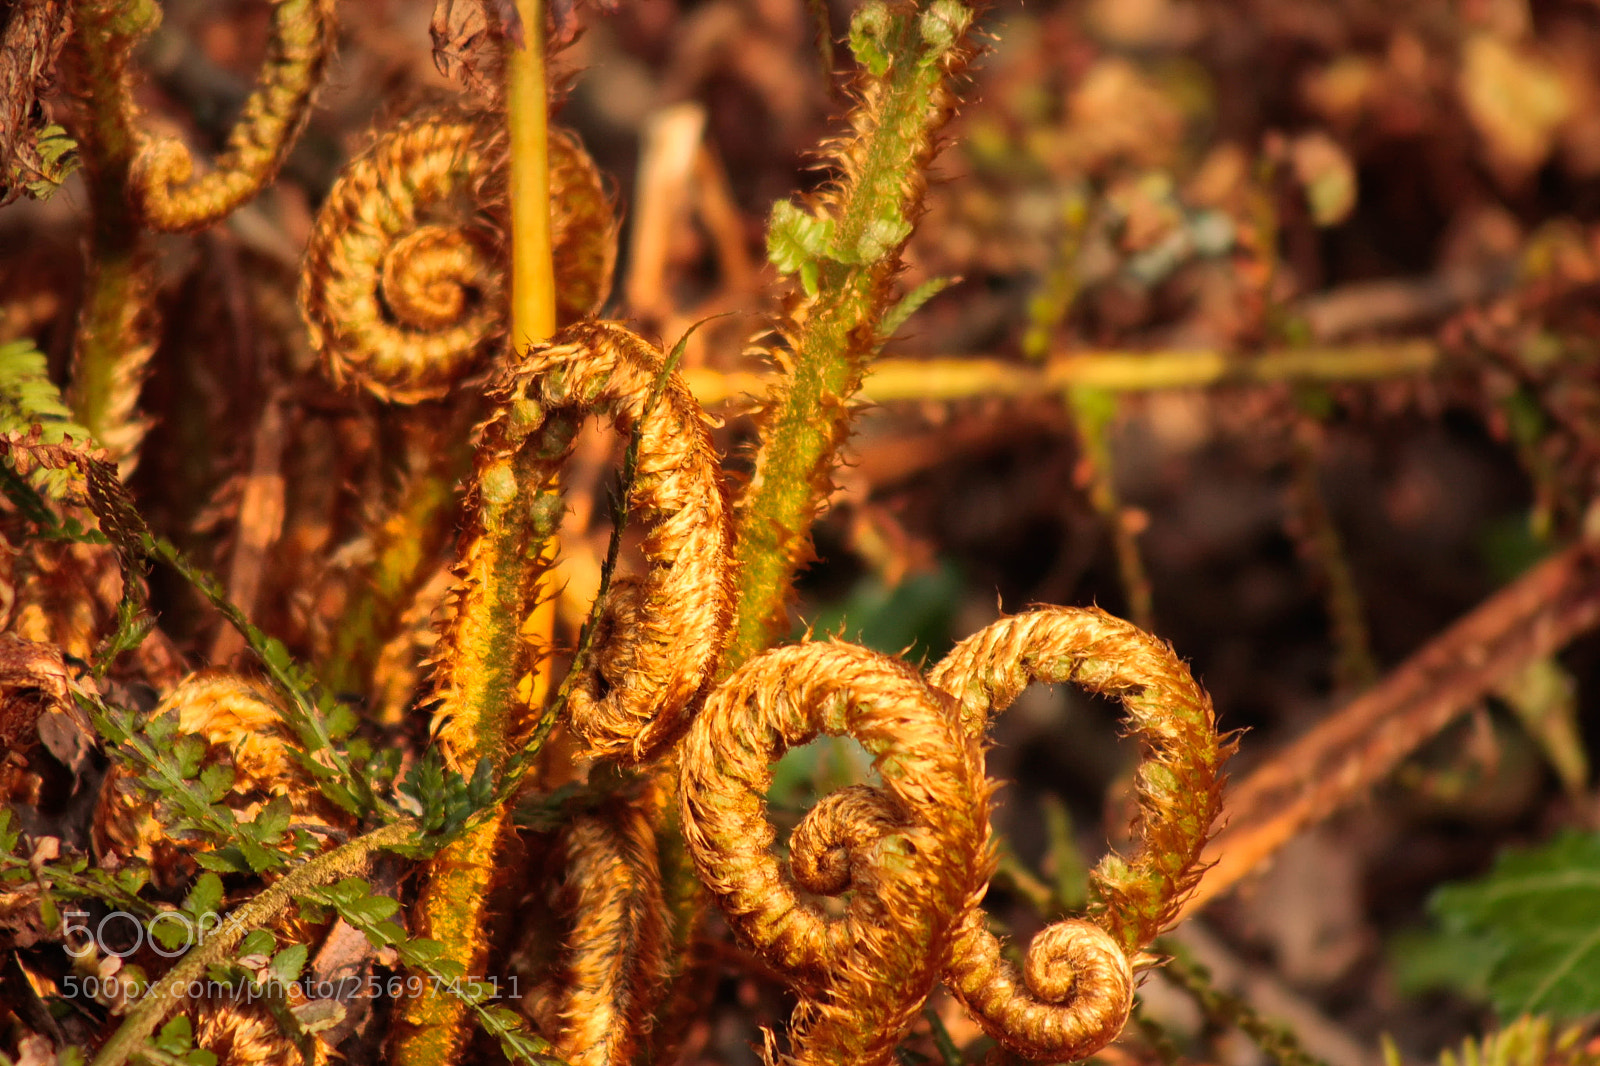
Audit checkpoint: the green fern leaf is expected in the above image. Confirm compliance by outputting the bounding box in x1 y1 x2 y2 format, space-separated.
1431 832 1600 1018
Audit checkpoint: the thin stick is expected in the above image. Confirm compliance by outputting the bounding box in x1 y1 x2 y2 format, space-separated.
507 0 556 347
506 0 560 728
1183 541 1600 916
682 340 1442 407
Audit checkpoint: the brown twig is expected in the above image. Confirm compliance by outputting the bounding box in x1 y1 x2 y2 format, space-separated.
1185 540 1600 915
208 386 290 663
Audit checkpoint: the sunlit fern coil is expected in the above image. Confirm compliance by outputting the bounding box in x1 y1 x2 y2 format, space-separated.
927 606 1232 954
129 0 338 232
499 321 732 763
942 912 1134 1061
299 112 503 402
923 606 1232 1061
548 787 669 1066
299 113 615 403
678 641 989 1066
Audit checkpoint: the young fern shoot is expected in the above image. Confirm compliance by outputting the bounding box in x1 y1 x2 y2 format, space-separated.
729 0 981 666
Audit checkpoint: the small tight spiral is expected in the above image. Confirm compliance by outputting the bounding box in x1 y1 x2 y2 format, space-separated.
299 111 615 403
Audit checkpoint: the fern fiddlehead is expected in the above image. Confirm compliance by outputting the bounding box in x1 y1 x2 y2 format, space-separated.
927 606 1234 1060
300 112 614 403
401 318 731 1060
676 606 1232 1064
431 319 734 770
929 606 1233 954
678 641 989 1066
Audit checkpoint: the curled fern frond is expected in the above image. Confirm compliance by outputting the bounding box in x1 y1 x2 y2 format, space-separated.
300 111 506 402
130 0 338 231
920 606 1230 1060
492 321 733 764
299 113 614 403
428 319 731 771
943 914 1134 1062
678 641 988 1066
929 606 1233 955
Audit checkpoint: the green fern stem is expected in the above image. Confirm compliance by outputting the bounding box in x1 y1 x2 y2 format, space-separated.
63 0 161 471
397 413 576 1053
726 0 976 667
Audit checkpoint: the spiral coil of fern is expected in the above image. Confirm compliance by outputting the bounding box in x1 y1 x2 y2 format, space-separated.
677 607 1231 1064
678 641 989 1066
927 606 1234 1059
400 319 730 1062
299 112 614 404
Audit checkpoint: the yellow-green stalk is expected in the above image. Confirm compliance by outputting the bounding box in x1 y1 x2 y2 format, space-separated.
396 1 560 1059
63 0 160 471
726 0 979 667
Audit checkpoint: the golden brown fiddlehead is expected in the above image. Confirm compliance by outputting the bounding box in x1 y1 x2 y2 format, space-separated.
130 0 337 232
494 320 734 764
678 641 989 1066
548 784 671 1066
299 112 614 403
405 319 728 1056
941 914 1134 1062
926 606 1233 1061
300 112 503 403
